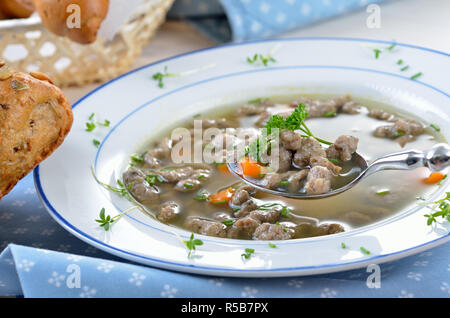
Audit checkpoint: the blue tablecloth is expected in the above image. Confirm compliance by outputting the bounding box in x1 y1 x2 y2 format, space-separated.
168 0 387 42
0 173 449 297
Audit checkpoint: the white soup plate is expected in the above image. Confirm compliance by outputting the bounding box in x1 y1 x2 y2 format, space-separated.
35 38 450 277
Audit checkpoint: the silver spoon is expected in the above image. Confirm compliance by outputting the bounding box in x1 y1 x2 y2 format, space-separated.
227 143 450 199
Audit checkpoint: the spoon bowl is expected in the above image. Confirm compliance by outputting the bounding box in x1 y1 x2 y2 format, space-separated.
227 143 450 199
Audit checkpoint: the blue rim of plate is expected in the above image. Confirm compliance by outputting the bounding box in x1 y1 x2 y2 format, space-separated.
33 37 450 274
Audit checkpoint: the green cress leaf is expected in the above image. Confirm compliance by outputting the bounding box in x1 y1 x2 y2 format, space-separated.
392 131 405 138
328 158 340 164
95 207 137 231
183 233 204 258
184 183 194 189
152 66 180 88
93 139 101 147
373 48 381 59
222 220 235 227
246 53 276 67
145 174 161 186
241 248 255 259
400 65 410 71
85 122 96 132
130 154 144 165
194 189 209 201
430 124 440 132
386 43 396 51
438 175 447 186
410 72 423 80
248 98 262 104
85 113 110 132
360 247 371 255
323 111 336 118
421 192 450 226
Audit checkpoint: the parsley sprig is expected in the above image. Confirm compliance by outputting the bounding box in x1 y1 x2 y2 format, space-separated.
183 233 204 258
265 104 332 145
246 103 332 162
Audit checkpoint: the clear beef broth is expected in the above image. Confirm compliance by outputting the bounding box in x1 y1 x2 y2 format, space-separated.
125 94 444 240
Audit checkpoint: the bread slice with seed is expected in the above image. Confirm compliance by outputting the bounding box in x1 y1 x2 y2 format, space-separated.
0 63 73 199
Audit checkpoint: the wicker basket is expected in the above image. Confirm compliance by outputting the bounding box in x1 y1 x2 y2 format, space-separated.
0 0 174 87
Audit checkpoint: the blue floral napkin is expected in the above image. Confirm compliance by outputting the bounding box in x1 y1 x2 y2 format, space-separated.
168 0 387 42
0 173 449 297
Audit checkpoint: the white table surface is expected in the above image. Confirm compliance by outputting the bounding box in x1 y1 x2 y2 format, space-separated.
63 0 450 103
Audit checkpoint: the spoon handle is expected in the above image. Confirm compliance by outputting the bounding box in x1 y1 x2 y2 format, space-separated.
425 143 450 171
364 143 450 177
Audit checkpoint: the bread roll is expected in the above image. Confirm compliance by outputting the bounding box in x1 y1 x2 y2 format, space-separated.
0 62 73 199
0 0 35 19
33 0 109 44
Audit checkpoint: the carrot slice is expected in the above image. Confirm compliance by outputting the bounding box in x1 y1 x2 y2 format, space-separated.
209 187 234 204
240 156 263 178
217 163 230 175
423 172 445 184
